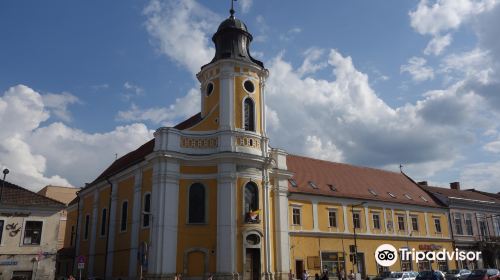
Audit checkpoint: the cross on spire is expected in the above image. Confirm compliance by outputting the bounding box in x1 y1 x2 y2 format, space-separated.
230 0 237 18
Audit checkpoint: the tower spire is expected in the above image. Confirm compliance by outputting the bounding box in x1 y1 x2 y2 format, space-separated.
230 0 236 18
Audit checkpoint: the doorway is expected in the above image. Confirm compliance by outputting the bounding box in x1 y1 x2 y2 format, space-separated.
244 248 261 280
356 253 366 279
296 260 304 280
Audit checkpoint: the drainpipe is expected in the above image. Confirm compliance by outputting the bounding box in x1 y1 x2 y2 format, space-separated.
447 210 457 269
74 191 81 275
104 178 113 279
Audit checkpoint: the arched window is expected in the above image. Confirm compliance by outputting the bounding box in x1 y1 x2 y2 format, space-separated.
244 182 259 213
244 98 255 131
188 183 206 223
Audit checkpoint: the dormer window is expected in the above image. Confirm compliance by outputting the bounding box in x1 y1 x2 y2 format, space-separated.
289 179 298 188
328 184 337 191
388 192 396 198
368 188 377 196
404 194 413 200
243 97 255 131
308 181 318 189
420 195 429 202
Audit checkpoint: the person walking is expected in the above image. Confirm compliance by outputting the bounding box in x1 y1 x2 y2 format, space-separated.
303 270 309 280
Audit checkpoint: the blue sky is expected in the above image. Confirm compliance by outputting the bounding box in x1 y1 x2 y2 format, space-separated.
1 0 499 192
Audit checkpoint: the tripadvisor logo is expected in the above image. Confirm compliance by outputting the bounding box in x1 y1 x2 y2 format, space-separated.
375 244 482 267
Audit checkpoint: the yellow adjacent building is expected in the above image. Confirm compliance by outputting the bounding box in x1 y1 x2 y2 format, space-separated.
60 9 456 280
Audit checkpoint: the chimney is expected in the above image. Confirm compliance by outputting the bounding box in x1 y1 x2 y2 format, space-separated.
418 181 428 186
450 182 460 190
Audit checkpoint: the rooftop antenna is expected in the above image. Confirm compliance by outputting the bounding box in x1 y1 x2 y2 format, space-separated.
230 0 236 18
115 153 118 160
399 164 404 173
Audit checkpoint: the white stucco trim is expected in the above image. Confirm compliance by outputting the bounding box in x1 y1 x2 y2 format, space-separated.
129 169 143 278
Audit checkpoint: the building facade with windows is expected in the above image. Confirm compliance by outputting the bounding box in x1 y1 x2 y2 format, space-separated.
0 179 65 280
420 182 500 269
61 10 457 280
285 156 456 279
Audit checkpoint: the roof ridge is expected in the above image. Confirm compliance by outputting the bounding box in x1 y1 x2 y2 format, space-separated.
288 153 403 176
0 179 66 206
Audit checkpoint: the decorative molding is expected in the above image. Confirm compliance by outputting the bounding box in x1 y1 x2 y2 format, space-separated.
180 136 218 149
236 136 261 149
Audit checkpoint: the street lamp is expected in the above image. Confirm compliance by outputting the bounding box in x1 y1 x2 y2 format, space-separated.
351 202 366 279
0 168 9 203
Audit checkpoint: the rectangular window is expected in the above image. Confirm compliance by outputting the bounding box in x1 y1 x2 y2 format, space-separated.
353 212 361 229
23 221 43 245
0 220 4 244
100 208 107 237
121 201 128 232
454 213 463 235
434 218 442 233
479 220 488 237
373 213 381 229
398 216 405 231
84 214 90 240
143 193 151 228
70 225 75 246
465 213 473 235
411 216 419 232
292 208 301 225
328 210 337 227
494 217 500 236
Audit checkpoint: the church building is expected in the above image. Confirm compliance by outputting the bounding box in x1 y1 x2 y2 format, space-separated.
62 7 456 280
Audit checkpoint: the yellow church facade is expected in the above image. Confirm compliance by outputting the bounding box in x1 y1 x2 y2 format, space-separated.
61 9 456 280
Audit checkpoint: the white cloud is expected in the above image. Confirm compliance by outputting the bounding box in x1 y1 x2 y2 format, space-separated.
143 0 220 75
400 57 435 82
239 0 253 13
124 81 144 97
484 139 500 153
279 27 302 42
42 92 80 122
424 33 452 55
297 48 328 76
116 88 199 126
460 161 500 192
265 50 486 173
0 85 153 191
409 0 499 55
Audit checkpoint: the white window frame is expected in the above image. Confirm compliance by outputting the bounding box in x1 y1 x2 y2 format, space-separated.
372 213 381 230
397 215 406 231
142 192 152 229
21 218 45 246
292 207 302 226
83 214 90 241
186 183 208 225
328 209 337 228
411 215 419 232
120 200 129 233
353 211 362 229
99 208 107 237
434 217 442 233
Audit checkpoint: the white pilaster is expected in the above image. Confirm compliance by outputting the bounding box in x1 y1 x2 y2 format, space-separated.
424 212 430 237
129 169 143 278
74 196 84 272
364 206 371 234
88 189 99 276
149 158 180 277
274 179 291 279
383 208 388 233
219 64 235 131
342 204 349 233
406 210 411 234
391 209 396 235
263 171 272 279
105 180 118 279
216 162 237 278
312 201 319 231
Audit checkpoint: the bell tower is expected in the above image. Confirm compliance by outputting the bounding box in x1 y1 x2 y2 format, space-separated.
195 7 268 140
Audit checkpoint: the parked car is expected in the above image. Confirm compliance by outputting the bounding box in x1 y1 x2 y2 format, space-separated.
417 271 444 280
446 269 471 280
384 271 417 280
467 269 500 280
374 271 394 280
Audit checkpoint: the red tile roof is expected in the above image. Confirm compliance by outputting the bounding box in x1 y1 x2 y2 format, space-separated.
0 179 65 208
89 113 202 186
286 154 442 207
422 185 500 204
